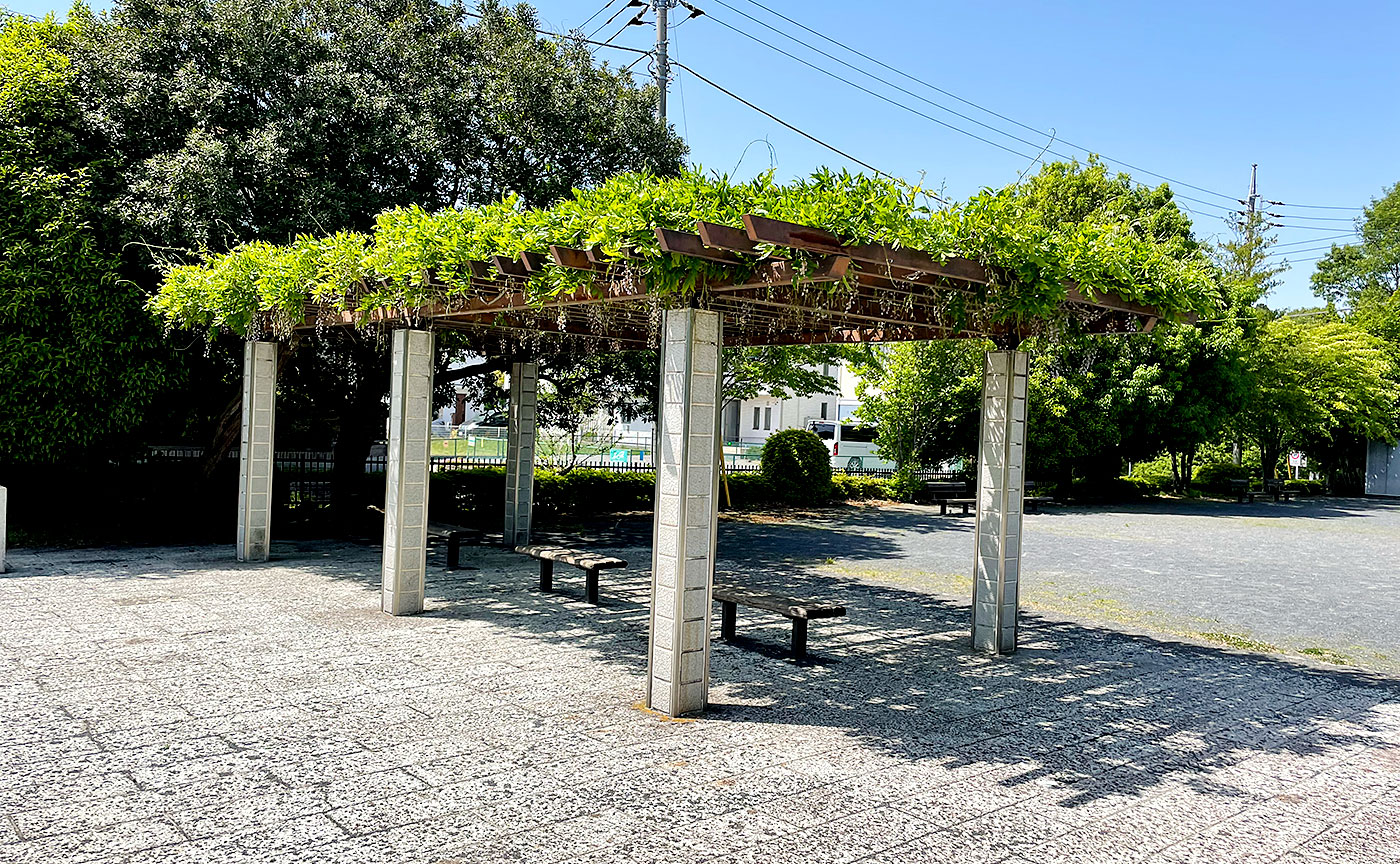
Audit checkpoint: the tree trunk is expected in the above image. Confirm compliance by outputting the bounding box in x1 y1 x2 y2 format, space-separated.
1181 446 1196 495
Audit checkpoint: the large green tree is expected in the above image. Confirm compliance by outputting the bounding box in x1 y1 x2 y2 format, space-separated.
66 0 685 523
0 13 170 465
1236 317 1399 478
1313 183 1400 349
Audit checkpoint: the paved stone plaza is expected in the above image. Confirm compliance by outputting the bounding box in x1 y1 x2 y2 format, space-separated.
3 504 1399 863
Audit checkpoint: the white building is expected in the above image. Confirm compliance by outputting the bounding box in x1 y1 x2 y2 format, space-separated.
726 363 863 445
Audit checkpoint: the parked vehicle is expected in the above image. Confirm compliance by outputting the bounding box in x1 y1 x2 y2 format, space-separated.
806 420 895 471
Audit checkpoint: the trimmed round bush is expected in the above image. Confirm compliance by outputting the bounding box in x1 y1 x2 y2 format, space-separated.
760 429 833 504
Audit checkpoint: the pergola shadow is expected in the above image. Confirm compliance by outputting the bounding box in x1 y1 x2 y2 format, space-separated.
254 534 1399 813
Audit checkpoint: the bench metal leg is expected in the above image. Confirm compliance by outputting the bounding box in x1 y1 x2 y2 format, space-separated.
791 618 808 659
585 568 599 605
939 502 948 516
539 559 553 593
721 601 736 640
447 534 461 570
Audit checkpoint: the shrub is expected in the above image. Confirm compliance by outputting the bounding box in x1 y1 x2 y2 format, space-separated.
760 429 833 503
830 474 895 501
889 466 924 502
723 472 777 508
1193 461 1255 495
1284 478 1327 496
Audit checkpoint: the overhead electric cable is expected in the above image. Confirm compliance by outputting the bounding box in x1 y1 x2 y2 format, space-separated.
730 0 1369 214
674 60 938 198
724 0 1252 207
462 10 652 55
578 0 622 32
1272 233 1357 249
702 7 1236 214
588 0 643 39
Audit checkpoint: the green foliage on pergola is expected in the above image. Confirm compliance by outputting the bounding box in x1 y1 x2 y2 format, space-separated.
151 169 1220 343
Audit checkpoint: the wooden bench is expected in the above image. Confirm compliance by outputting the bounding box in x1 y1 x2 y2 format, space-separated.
515 545 627 604
1262 478 1298 502
1024 496 1055 514
926 481 974 516
370 506 475 569
713 582 846 658
427 522 472 570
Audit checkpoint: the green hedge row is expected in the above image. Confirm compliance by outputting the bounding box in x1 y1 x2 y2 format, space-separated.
428 467 899 526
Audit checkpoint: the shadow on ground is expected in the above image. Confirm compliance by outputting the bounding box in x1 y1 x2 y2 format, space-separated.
158 508 1395 817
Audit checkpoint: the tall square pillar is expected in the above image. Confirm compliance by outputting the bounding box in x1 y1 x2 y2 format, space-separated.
1 485 7 573
647 309 723 717
504 361 538 548
382 329 435 616
971 350 1029 654
236 340 278 562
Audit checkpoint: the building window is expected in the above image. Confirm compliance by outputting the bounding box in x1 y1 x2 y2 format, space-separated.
764 407 772 430
820 402 828 420
752 406 760 429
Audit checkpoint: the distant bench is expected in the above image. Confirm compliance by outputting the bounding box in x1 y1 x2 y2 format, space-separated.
369 505 476 569
713 582 846 659
924 481 1054 515
516 545 627 604
1229 478 1298 503
925 481 975 516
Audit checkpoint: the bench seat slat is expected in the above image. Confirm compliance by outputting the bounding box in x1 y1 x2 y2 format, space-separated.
712 583 845 620
515 545 627 570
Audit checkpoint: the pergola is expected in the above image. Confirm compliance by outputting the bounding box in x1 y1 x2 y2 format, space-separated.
234 212 1166 719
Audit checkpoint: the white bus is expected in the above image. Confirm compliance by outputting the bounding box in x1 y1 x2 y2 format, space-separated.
806 419 896 472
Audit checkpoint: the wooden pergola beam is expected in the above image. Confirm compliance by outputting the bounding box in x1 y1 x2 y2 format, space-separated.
742 215 991 286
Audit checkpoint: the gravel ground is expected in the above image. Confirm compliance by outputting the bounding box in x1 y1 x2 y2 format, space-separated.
2 510 1398 864
711 496 1400 671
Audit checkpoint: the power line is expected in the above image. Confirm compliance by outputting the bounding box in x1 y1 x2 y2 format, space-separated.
461 10 653 56
674 59 919 194
723 0 1247 207
701 6 1237 215
588 0 643 39
1272 233 1357 249
726 0 1366 214
578 0 623 32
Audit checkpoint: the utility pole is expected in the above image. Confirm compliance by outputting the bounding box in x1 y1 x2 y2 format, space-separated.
653 1 673 122
1232 163 1259 467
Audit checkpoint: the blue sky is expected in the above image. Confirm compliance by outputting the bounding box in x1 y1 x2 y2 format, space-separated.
13 1 1399 308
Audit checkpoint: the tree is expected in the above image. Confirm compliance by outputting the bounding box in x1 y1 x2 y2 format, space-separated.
67 0 685 523
0 13 170 465
1313 183 1400 351
1237 317 1399 479
852 341 984 470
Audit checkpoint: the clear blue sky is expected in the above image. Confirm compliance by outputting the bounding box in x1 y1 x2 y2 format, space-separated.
13 1 1399 308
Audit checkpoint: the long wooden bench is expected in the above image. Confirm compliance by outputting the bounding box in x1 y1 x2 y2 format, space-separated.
713 582 846 659
1023 496 1055 514
926 481 974 516
515 545 627 604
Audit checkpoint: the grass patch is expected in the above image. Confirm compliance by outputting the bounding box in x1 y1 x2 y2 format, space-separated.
1186 631 1279 653
1299 646 1354 665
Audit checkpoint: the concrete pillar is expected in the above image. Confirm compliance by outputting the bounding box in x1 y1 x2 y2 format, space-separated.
647 309 723 717
971 350 1029 654
236 340 278 562
504 361 538 548
1 485 7 573
382 329 435 616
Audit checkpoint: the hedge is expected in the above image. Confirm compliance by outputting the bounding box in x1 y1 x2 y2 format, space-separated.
429 465 897 527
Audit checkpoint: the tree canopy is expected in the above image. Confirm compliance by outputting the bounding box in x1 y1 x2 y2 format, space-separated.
0 13 170 464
